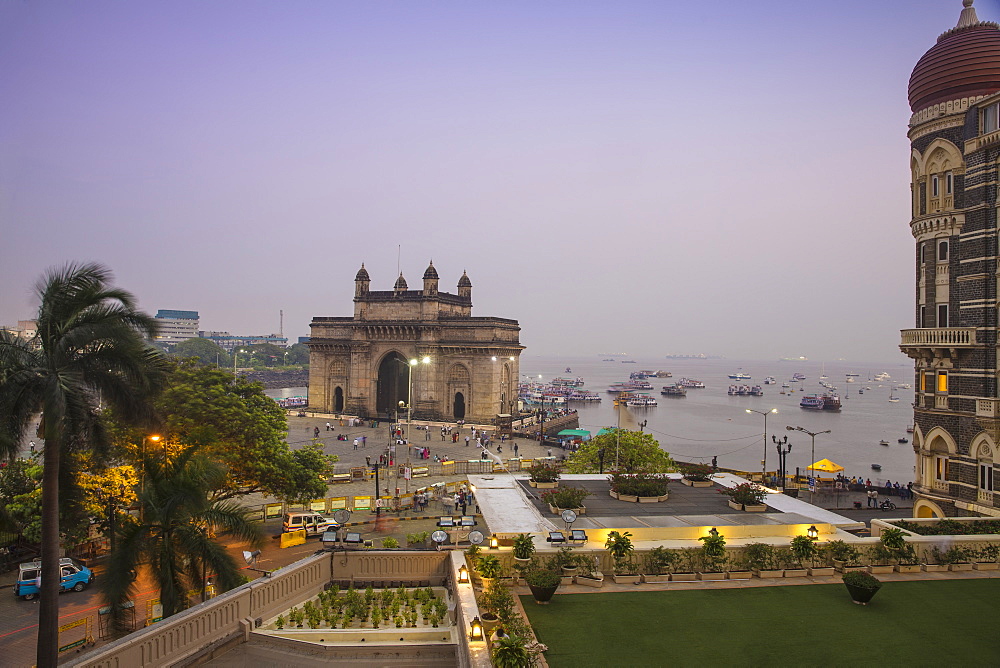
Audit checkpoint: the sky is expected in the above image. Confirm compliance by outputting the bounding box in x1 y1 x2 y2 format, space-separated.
2 0 996 364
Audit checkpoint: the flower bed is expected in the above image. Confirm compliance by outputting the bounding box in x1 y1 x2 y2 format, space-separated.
891 519 1000 536
541 486 590 512
609 472 670 498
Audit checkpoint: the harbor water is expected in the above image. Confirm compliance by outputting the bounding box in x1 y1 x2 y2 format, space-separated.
268 355 917 486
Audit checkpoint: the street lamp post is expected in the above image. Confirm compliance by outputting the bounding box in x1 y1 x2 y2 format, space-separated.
773 435 791 491
787 425 831 495
746 408 778 482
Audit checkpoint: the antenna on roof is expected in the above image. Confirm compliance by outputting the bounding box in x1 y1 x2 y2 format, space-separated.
397 245 401 275
279 310 283 338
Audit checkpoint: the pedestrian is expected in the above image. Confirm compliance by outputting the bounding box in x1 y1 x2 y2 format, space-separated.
366 456 371 466
547 448 552 458
362 436 367 447
29 441 35 453
314 426 320 438
326 422 331 431
712 456 718 470
497 444 502 453
513 443 519 456
353 438 359 450
425 429 431 441
465 436 470 447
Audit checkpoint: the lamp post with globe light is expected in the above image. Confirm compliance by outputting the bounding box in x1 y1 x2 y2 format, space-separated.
746 408 778 482
787 425 831 495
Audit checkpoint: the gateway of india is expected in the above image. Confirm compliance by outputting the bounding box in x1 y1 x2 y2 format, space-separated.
307 262 523 424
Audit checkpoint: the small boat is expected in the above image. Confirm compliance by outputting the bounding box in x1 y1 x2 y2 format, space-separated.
655 370 673 378
661 384 687 397
898 438 908 444
889 390 900 403
678 378 705 388
800 395 824 409
565 367 572 373
781 382 790 388
897 383 911 389
906 424 914 433
792 373 806 381
626 394 658 407
764 376 776 384
879 440 889 446
621 360 636 364
871 464 882 471
728 372 751 380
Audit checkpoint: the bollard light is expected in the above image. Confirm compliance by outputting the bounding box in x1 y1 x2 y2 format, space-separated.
458 564 470 584
489 536 499 550
807 525 819 540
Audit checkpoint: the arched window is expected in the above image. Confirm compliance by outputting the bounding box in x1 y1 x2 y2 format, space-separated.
978 443 995 494
938 240 949 261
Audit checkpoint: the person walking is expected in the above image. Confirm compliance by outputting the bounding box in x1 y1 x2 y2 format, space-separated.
465 436 470 447
326 422 331 431
513 443 519 457
314 426 320 438
353 438 359 450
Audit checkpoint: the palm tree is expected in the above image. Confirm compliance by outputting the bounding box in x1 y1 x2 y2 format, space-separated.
103 446 263 625
0 263 165 667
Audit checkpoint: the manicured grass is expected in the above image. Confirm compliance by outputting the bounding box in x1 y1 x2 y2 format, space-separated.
522 580 1000 667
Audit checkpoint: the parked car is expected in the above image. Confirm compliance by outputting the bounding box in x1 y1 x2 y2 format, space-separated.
282 512 337 536
15 558 94 601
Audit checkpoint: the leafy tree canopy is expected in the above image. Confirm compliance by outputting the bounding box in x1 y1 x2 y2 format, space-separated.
286 342 310 365
120 361 336 503
565 428 675 474
172 338 230 368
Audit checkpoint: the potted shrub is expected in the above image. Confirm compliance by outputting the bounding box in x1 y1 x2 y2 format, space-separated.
512 533 535 564
605 530 640 583
866 544 895 575
726 554 752 580
477 554 502 589
608 472 670 502
922 546 948 572
698 530 727 580
527 463 560 489
382 537 399 549
541 486 590 514
943 546 973 571
974 544 1000 571
786 535 816 578
524 563 561 604
681 463 714 487
575 554 604 588
641 546 678 584
843 570 882 605
407 531 430 547
879 528 920 573
744 542 782 578
670 547 700 582
719 483 768 511
827 540 863 572
492 634 534 668
809 543 836 577
478 581 513 634
553 546 582 576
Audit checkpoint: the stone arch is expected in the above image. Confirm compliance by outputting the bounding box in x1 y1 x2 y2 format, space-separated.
914 499 945 519
448 364 471 420
376 351 410 417
923 426 957 455
333 386 344 413
918 138 963 174
973 433 996 461
326 356 349 414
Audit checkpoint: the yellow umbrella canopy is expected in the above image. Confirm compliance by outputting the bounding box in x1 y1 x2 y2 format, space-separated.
807 458 844 473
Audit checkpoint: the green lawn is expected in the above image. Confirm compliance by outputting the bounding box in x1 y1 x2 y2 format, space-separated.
522 580 1000 667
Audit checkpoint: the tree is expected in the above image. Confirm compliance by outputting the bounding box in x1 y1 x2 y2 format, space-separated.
245 343 284 367
126 361 336 503
0 263 165 668
172 338 230 368
565 428 675 474
103 447 263 625
286 342 310 365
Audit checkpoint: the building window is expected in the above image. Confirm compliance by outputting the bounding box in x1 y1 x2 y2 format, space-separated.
938 240 949 261
946 171 953 195
920 305 927 328
980 463 995 492
920 370 927 393
937 303 948 327
936 455 949 481
920 244 926 263
937 371 948 393
932 175 939 197
983 103 1000 134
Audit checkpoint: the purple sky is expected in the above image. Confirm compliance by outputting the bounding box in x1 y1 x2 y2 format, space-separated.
2 1 993 363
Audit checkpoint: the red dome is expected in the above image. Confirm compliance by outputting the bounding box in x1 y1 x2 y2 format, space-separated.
909 6 1000 113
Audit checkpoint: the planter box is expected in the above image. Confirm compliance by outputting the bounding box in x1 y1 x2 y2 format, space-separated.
681 478 714 487
612 574 641 584
808 567 836 577
754 569 784 579
949 562 973 572
561 566 579 576
529 481 558 489
783 568 809 578
727 500 743 511
609 491 639 503
895 564 922 574
575 574 604 588
868 565 894 575
974 562 999 571
743 504 767 512
842 565 867 574
922 563 948 572
727 570 752 580
698 571 726 581
638 494 669 503
670 572 699 582
548 505 586 515
640 574 670 584
560 575 574 587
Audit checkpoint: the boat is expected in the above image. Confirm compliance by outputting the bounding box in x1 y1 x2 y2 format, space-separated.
728 372 751 380
565 367 572 373
821 394 841 411
898 438 908 444
889 389 900 403
567 390 602 402
602 358 616 362
874 372 891 382
792 373 806 381
871 464 882 471
879 440 889 446
764 376 776 384
275 396 308 408
655 370 673 378
906 424 914 433
621 360 636 364
551 377 585 387
897 383 911 389
781 382 790 388
630 370 656 380
661 384 687 397
846 373 860 377
626 394 658 407
800 395 824 409
678 378 706 388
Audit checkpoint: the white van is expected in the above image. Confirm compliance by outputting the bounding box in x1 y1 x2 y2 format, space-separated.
282 512 335 536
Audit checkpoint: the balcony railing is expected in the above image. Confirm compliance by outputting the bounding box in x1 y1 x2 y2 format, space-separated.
900 327 977 347
978 489 994 505
935 395 949 410
932 479 949 492
978 399 1000 418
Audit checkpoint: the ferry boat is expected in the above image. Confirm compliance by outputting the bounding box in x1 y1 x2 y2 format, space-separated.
566 367 572 373
792 373 806 382
630 370 656 380
661 384 687 397
678 378 706 388
621 360 636 364
275 396 308 408
821 394 841 411
567 390 602 402
728 384 763 396
655 370 673 378
800 395 824 409
551 377 585 387
728 372 751 380
874 372 891 382
626 394 658 407
764 376 776 384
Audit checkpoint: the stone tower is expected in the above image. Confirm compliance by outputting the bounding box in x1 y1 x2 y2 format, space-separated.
901 0 1000 518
